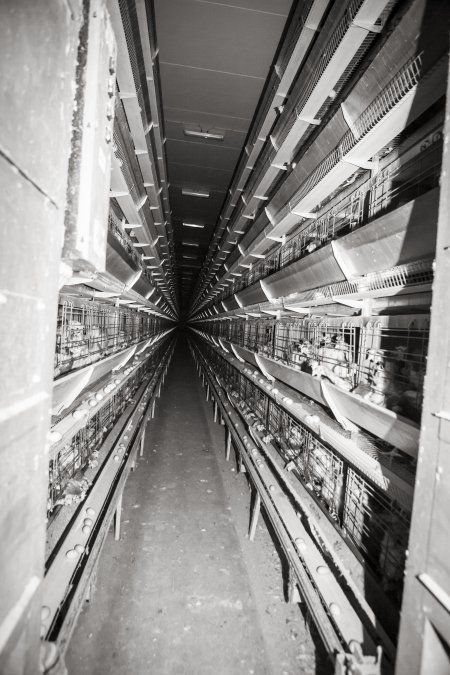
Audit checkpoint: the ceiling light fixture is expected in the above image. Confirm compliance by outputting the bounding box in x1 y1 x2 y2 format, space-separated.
182 241 199 247
184 129 224 141
183 222 205 229
182 188 210 198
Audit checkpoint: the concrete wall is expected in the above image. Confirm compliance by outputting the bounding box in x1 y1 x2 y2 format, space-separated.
0 2 82 672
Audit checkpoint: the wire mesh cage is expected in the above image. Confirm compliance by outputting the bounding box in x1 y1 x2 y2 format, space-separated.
353 316 429 421
218 313 429 421
343 468 410 605
48 344 167 514
267 401 344 520
199 118 442 317
198 343 413 608
54 298 159 378
243 321 258 350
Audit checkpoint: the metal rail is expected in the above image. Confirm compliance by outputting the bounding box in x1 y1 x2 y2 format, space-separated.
41 338 175 649
190 337 387 674
203 131 441 310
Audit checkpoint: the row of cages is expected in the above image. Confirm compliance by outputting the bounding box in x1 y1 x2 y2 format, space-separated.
48 343 168 515
199 342 410 609
210 121 443 307
205 315 430 422
54 297 170 378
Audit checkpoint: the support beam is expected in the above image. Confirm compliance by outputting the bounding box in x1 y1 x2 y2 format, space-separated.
226 430 232 461
139 429 146 458
114 492 123 541
249 490 261 542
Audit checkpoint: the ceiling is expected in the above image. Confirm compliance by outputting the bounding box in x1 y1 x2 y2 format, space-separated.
153 0 293 311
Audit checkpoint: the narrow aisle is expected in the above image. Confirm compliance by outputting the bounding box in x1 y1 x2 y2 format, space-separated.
66 334 270 675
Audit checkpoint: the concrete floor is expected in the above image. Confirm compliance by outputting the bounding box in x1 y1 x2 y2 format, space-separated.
66 335 323 675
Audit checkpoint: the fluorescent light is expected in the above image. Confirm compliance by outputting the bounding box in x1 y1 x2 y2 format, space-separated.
184 129 224 141
182 188 210 198
182 241 199 247
182 255 197 260
133 242 151 248
183 222 205 229
123 223 142 229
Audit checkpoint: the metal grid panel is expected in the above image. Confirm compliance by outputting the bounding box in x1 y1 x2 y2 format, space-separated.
343 468 410 605
48 344 167 513
267 401 344 520
277 0 366 147
356 318 429 421
202 344 412 609
55 298 158 378
223 314 430 420
202 59 438 314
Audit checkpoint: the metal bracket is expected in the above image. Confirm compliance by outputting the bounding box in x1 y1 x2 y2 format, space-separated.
352 19 383 34
296 115 321 126
335 645 382 675
341 157 373 170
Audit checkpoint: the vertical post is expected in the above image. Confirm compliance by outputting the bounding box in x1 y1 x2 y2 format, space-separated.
206 384 210 401
288 567 301 604
214 401 218 423
226 429 232 461
249 490 261 542
85 581 92 604
115 492 123 541
239 454 246 473
396 52 450 674
140 428 146 457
